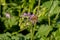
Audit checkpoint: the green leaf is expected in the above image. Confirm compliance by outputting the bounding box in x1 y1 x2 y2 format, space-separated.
42 1 60 16
56 23 60 28
49 1 59 16
42 1 52 10
0 32 11 40
35 25 53 38
25 33 31 40
52 28 60 40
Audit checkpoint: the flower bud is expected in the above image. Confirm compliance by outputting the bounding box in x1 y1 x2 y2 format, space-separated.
5 12 10 18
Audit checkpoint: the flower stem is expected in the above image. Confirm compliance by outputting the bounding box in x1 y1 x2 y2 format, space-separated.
38 0 41 11
48 15 50 26
31 23 36 40
31 25 33 40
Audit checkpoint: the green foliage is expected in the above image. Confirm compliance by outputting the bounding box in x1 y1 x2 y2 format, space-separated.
35 25 52 37
0 0 60 40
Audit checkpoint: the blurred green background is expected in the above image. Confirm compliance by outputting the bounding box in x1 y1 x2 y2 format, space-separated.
0 0 60 40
